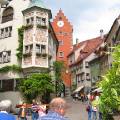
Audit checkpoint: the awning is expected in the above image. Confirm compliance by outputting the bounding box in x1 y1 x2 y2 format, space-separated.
73 86 84 93
92 87 102 93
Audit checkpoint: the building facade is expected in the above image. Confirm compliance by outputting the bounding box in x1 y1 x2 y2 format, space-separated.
0 0 58 109
51 9 73 87
68 37 103 93
97 16 120 77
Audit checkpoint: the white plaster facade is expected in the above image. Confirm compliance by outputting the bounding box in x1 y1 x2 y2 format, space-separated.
0 0 58 109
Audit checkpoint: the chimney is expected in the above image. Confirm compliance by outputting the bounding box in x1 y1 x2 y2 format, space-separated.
76 38 79 44
100 29 104 39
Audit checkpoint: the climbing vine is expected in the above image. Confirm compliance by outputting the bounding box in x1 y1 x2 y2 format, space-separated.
0 65 22 73
16 26 24 60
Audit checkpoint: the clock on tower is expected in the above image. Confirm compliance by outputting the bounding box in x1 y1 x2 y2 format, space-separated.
57 20 64 27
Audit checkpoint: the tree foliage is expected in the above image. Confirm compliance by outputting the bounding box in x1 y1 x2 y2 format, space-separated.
53 61 65 96
19 73 54 102
99 45 120 119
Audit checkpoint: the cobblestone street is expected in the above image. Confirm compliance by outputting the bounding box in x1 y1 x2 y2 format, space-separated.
15 97 88 120
65 97 88 120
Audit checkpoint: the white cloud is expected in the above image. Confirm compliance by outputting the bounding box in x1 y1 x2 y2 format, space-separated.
73 5 120 43
44 0 120 44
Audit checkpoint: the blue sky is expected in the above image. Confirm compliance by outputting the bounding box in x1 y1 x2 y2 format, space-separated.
44 0 120 44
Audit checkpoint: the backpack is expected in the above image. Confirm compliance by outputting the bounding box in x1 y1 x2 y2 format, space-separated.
86 105 90 112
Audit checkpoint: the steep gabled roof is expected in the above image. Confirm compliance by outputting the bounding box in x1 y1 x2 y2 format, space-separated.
67 40 86 57
69 36 104 67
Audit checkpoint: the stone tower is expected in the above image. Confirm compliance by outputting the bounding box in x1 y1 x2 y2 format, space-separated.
52 9 73 87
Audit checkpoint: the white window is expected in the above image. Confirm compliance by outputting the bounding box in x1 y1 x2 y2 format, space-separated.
24 45 33 53
36 17 46 26
26 17 34 25
85 61 89 68
0 26 12 39
59 52 64 58
41 45 46 54
0 51 11 63
59 40 63 45
36 44 41 53
36 44 46 54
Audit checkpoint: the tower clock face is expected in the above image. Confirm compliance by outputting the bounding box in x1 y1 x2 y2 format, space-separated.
57 20 64 27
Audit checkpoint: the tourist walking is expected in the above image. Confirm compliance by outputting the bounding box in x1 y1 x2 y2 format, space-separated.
18 102 28 120
31 99 39 120
86 102 92 120
40 97 69 120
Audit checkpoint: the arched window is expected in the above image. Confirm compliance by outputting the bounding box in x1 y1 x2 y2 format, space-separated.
2 7 14 23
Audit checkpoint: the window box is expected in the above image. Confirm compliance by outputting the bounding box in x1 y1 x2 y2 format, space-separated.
37 24 47 29
48 55 52 59
24 24 33 30
23 52 32 57
36 52 42 56
42 53 47 57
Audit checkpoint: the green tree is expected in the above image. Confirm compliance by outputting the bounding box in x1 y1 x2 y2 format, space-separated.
99 45 120 119
53 61 65 96
19 73 54 103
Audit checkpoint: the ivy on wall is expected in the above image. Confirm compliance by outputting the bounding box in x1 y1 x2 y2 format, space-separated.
16 26 24 60
0 65 22 73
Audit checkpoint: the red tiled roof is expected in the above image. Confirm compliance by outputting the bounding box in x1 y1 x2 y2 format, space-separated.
69 36 104 67
67 40 86 57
